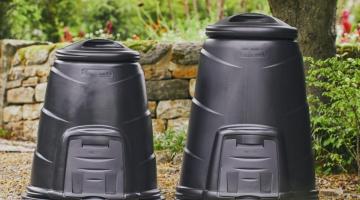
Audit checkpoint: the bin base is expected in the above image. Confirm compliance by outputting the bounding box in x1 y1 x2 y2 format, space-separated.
176 186 318 200
23 186 163 200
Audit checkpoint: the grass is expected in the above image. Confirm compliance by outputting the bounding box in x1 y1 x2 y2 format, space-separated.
154 129 187 158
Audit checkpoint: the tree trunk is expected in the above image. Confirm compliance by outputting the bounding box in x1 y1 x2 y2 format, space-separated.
240 0 247 12
183 0 190 19
268 0 337 59
192 0 199 19
205 0 212 15
167 0 173 20
192 0 198 13
217 0 225 20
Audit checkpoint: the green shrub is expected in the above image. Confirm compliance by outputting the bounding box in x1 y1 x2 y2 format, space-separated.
306 57 360 174
154 129 187 157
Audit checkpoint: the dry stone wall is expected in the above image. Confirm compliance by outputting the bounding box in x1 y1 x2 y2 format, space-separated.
0 39 201 141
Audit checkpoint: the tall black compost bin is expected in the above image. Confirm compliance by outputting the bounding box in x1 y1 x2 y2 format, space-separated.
24 39 162 200
176 13 318 200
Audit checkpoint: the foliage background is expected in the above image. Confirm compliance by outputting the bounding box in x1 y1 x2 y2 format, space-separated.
306 57 360 174
1 0 360 42
0 0 279 41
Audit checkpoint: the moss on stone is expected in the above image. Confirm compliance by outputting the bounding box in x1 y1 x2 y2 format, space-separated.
337 44 360 58
24 44 56 52
13 44 56 66
54 42 71 49
13 48 27 65
171 42 202 65
123 40 158 53
23 44 56 65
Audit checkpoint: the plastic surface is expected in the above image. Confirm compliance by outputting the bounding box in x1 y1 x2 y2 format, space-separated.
176 13 318 200
56 39 139 62
213 125 279 198
206 13 297 40
24 39 162 200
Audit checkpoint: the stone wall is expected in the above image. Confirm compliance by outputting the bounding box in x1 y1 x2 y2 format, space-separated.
0 39 201 141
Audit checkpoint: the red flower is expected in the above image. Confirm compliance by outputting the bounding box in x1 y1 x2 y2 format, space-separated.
105 20 113 34
62 27 73 42
78 30 85 38
341 10 352 35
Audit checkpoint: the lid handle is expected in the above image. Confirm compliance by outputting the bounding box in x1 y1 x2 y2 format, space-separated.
229 13 277 24
81 39 124 48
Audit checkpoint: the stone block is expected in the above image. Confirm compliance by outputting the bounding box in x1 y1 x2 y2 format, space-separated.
24 44 55 65
6 79 22 89
38 76 48 83
189 79 196 97
4 121 23 138
23 103 43 120
124 40 171 65
142 50 172 80
35 83 47 102
140 43 172 65
0 39 47 67
1 40 44 56
146 79 190 100
152 119 167 134
7 87 34 103
35 65 50 77
22 77 38 87
169 63 198 79
7 66 24 81
148 101 157 117
171 42 202 65
48 49 57 66
12 50 24 67
23 66 37 77
167 118 189 132
157 99 191 119
23 120 39 141
142 64 171 80
3 106 22 122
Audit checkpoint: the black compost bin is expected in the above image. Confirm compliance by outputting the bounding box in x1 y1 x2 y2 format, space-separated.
176 13 318 200
24 39 162 200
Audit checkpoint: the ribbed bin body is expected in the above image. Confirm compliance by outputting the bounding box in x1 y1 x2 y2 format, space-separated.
24 39 162 200
176 14 318 200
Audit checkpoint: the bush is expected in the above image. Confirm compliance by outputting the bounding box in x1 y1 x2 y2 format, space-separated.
306 57 360 174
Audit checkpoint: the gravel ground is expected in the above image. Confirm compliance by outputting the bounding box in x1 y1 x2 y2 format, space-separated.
0 152 180 200
0 151 359 200
0 152 32 199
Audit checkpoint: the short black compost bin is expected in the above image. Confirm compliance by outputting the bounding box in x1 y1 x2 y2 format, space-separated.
24 39 162 200
176 13 318 200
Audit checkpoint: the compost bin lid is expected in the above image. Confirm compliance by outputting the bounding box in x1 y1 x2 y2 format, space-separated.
206 13 298 40
56 39 140 62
